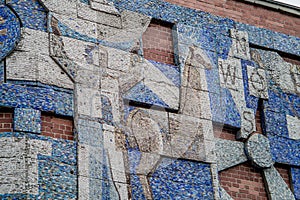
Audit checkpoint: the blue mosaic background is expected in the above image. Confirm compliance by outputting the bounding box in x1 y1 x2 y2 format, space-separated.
291 167 300 200
150 158 214 199
0 5 21 61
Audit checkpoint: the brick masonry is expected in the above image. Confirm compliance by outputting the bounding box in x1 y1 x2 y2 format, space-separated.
219 161 268 200
142 19 175 65
0 109 13 133
215 104 292 199
165 0 300 37
41 113 74 140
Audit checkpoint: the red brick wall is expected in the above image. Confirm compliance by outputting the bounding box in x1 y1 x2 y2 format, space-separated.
275 163 291 189
0 109 13 132
142 19 175 65
41 113 74 140
213 124 236 141
164 0 300 37
219 162 268 200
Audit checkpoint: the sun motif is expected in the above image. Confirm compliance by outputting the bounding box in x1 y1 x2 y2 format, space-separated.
216 132 296 199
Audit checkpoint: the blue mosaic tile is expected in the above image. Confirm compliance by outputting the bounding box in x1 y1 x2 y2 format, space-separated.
209 92 225 124
215 34 232 59
291 167 300 200
150 158 214 199
149 60 180 87
237 23 274 49
127 148 147 199
0 83 73 116
282 93 300 118
176 23 217 52
206 69 221 94
100 95 114 125
123 82 169 109
210 88 241 128
130 175 147 200
269 136 300 166
264 89 285 113
38 155 77 199
52 139 77 165
77 119 103 146
0 5 21 61
241 60 259 110
14 108 41 133
7 0 47 31
273 32 300 56
0 194 36 200
264 110 289 137
80 0 90 4
0 61 4 83
88 146 105 180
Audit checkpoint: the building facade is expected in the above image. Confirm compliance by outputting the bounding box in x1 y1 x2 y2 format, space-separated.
0 0 299 199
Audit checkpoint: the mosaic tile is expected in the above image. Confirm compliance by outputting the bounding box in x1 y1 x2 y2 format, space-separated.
241 60 259 110
264 110 289 137
215 139 247 171
291 167 300 200
245 134 274 168
0 5 21 61
150 158 214 199
0 83 73 116
0 61 4 83
149 60 180 87
273 32 300 56
38 156 77 199
269 136 300 166
123 81 169 108
7 0 47 31
236 23 274 49
14 108 41 133
263 166 295 199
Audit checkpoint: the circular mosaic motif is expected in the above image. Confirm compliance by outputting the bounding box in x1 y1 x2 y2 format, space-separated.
0 5 21 61
245 133 274 168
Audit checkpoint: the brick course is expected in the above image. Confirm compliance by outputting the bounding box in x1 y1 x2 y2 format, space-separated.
219 161 268 200
165 0 300 37
142 19 175 65
41 113 74 140
0 109 13 133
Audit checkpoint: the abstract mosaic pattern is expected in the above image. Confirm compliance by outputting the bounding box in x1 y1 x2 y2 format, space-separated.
0 0 299 199
0 5 21 60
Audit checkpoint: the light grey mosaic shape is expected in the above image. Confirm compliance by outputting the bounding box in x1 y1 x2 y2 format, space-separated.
215 139 247 171
0 137 51 195
219 187 233 200
14 108 41 133
230 29 250 60
263 166 296 200
286 115 300 140
245 133 274 168
247 66 268 99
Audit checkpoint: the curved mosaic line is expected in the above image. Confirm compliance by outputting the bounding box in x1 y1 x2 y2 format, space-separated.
0 5 21 61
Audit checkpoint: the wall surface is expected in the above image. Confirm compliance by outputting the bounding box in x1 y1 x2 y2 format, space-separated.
0 0 299 199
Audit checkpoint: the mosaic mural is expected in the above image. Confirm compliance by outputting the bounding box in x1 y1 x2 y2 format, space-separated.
0 0 299 199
